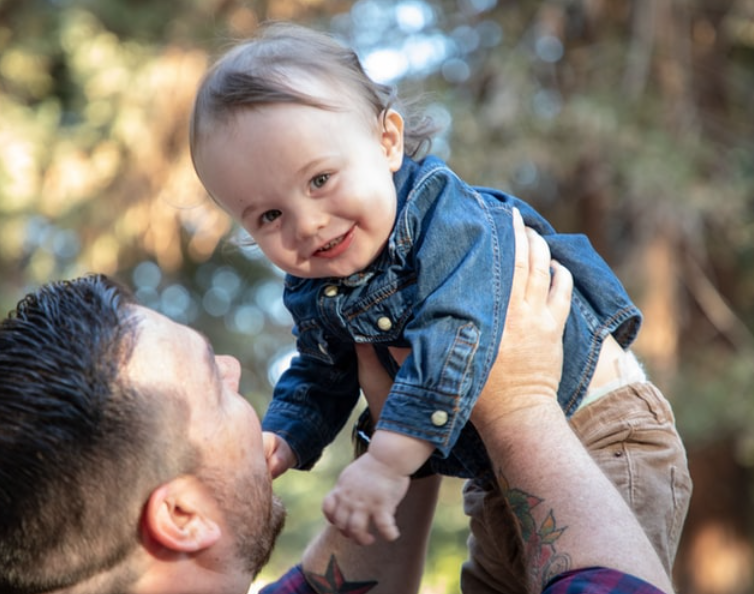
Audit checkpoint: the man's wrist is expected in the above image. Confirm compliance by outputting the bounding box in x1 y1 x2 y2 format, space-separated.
471 392 561 436
474 397 566 452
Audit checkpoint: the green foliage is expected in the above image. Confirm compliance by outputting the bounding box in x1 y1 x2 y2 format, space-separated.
2 1 754 591
675 348 754 462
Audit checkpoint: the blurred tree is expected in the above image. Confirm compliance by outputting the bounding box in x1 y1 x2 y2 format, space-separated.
1 1 753 592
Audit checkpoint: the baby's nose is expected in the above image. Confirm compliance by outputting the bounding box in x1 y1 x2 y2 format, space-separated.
294 207 328 240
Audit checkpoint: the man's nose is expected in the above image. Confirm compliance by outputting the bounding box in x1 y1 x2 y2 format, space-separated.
217 355 241 390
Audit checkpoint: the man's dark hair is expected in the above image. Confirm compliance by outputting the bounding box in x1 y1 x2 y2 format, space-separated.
0 275 183 593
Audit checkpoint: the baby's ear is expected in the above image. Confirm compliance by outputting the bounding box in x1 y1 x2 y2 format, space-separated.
381 109 404 171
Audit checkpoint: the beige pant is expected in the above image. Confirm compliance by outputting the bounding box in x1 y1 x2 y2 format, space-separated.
460 382 693 594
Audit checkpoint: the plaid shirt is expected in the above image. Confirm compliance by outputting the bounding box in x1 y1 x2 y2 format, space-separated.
544 567 667 594
258 566 308 594
260 565 667 594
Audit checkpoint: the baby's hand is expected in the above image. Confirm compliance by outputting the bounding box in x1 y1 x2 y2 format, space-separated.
322 452 410 545
263 431 296 479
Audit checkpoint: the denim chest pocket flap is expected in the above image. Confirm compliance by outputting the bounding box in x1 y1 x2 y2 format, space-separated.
294 318 336 364
332 278 416 344
294 277 417 363
344 298 412 343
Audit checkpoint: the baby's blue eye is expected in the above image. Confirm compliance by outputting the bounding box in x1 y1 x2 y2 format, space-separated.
261 210 282 224
312 173 330 189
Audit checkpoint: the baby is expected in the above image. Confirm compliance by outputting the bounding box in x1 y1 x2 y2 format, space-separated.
190 22 690 587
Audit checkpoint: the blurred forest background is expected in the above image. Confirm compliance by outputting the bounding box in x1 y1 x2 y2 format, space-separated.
1 0 753 592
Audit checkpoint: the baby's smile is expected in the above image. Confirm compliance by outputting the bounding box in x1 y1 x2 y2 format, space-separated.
314 227 355 259
316 234 346 253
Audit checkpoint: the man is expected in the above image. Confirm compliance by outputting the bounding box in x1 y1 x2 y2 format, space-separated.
0 271 285 593
0 217 671 594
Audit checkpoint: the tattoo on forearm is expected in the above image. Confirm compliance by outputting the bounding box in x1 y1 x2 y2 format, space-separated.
498 474 572 589
304 555 378 594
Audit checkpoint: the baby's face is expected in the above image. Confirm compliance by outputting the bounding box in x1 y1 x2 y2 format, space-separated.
195 87 404 279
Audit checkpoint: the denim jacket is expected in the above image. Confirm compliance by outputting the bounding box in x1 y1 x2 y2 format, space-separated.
262 155 641 479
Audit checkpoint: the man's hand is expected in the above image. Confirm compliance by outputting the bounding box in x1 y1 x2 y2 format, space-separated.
470 207 573 436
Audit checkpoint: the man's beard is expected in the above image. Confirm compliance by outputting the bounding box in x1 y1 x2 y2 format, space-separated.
203 467 286 579
237 490 286 579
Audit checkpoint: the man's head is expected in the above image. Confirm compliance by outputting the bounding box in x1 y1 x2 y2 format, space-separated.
0 275 284 593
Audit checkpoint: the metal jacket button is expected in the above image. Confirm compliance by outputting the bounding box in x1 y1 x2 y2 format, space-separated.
431 410 448 427
376 316 393 331
324 285 338 297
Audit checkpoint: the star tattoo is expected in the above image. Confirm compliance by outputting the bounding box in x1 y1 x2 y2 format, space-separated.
304 555 378 594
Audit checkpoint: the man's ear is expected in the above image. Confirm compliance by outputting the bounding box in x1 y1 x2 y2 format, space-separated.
381 109 405 172
143 476 222 553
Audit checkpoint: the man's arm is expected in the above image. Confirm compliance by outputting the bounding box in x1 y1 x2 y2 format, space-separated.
476 402 673 594
302 474 440 594
471 209 673 594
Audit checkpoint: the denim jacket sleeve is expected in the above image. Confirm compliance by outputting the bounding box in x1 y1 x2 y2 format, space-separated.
262 321 361 470
376 162 516 456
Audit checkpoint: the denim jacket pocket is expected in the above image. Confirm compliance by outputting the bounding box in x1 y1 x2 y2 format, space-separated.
341 280 416 343
294 318 335 365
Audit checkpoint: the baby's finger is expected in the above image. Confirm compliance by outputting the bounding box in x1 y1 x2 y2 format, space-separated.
347 510 375 546
322 492 352 531
373 510 400 542
268 454 287 479
262 432 277 459
321 492 338 523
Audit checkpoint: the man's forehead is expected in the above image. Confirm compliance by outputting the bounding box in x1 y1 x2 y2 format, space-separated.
132 305 203 339
126 306 212 383
131 305 187 343
123 306 199 436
